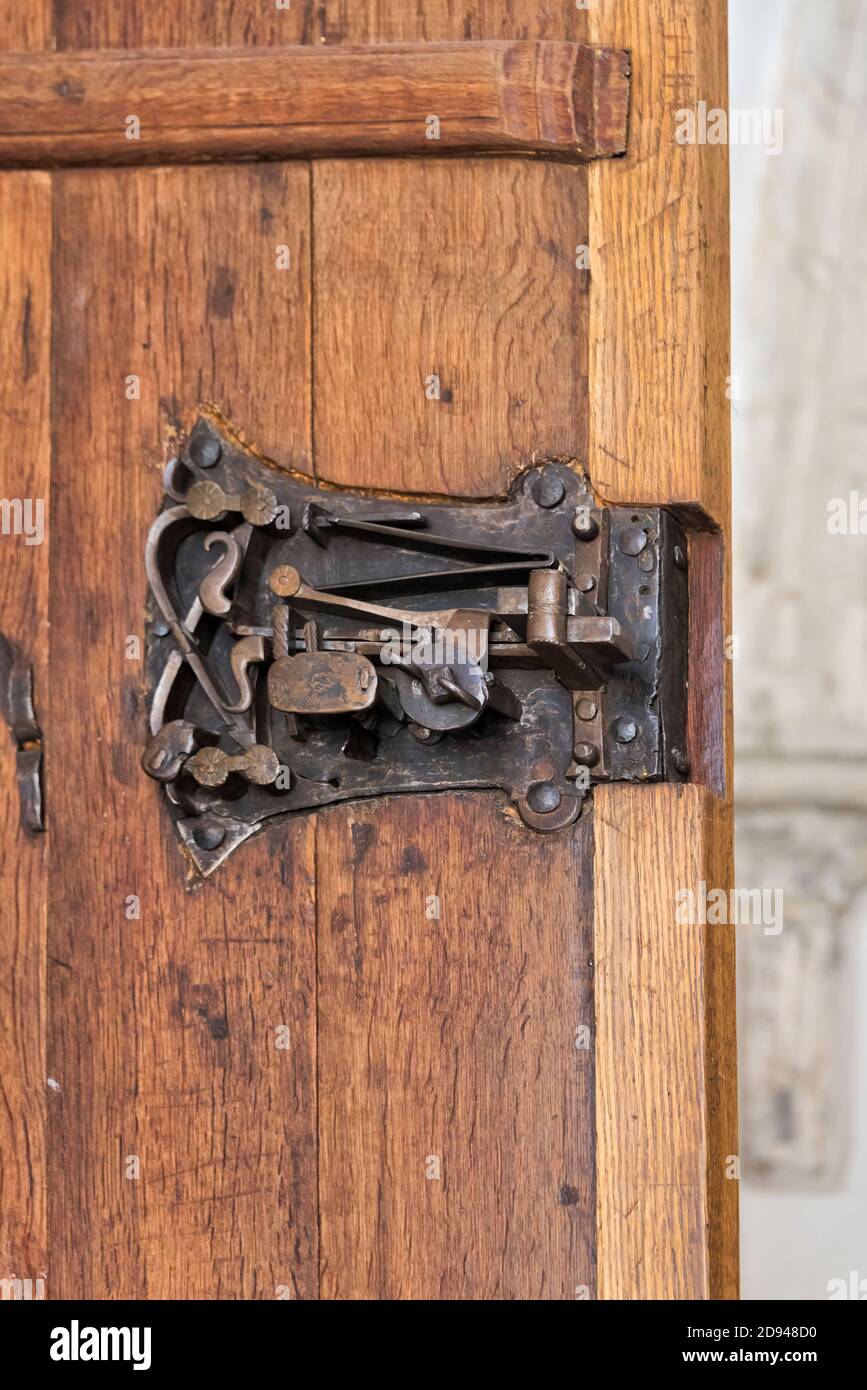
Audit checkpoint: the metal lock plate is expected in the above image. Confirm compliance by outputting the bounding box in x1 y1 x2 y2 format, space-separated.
143 417 688 875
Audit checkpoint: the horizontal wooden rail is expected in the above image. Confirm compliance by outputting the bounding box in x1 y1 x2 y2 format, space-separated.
0 42 630 168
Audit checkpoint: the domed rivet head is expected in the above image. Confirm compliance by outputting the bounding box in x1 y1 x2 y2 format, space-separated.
189 434 222 469
192 821 226 851
572 743 599 768
672 748 690 775
612 716 638 745
531 473 566 509
526 781 562 813
269 565 302 598
572 508 599 540
619 526 648 557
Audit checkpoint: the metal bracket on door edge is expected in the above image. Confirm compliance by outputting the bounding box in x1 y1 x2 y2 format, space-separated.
142 417 689 875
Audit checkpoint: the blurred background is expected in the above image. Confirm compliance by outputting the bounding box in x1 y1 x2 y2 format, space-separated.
730 0 867 1298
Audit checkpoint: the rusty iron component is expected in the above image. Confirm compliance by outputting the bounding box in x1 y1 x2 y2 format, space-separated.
186 743 281 787
186 479 281 527
198 526 251 616
223 633 267 713
142 719 206 782
268 650 377 716
271 603 291 659
142 421 689 875
0 632 45 833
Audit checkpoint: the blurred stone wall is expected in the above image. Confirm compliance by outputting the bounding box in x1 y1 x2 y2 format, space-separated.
731 0 867 1299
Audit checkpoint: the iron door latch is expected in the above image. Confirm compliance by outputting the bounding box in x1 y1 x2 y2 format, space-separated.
0 632 44 834
142 418 689 874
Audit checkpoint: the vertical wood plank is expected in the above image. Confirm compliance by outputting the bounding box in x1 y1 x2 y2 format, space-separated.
587 0 731 526
593 785 738 1300
313 158 588 496
0 4 52 49
587 0 736 1299
0 171 51 1291
47 165 317 1298
317 796 596 1299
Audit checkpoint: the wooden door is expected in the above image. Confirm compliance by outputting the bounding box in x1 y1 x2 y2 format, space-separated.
0 0 736 1301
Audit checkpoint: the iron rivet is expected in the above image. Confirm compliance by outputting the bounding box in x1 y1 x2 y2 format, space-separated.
572 508 599 540
674 545 687 570
409 723 432 743
193 822 226 851
190 434 222 469
526 781 562 813
612 716 637 745
269 564 302 598
531 473 566 509
575 573 596 593
619 526 648 557
576 698 598 721
573 742 599 768
672 748 690 775
152 620 170 638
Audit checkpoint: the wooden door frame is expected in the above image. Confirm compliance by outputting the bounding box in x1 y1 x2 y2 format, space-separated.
0 0 736 1301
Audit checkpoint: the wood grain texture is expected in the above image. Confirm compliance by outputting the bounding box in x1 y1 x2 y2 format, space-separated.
316 795 596 1299
0 43 629 168
313 157 588 496
53 0 589 49
0 172 51 1290
593 785 738 1300
587 0 731 526
587 0 736 1298
47 166 317 1298
0 3 51 50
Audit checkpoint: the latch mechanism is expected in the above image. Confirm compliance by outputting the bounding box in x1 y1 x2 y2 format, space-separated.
143 418 688 874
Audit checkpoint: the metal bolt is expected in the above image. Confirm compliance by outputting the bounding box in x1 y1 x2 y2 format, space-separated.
674 545 687 570
269 564 302 598
619 526 648 557
672 748 690 775
573 742 599 768
612 716 637 744
572 508 599 540
531 473 566 509
408 722 432 743
189 434 222 469
152 620 170 638
192 821 226 851
575 573 596 593
526 780 562 813
576 698 598 721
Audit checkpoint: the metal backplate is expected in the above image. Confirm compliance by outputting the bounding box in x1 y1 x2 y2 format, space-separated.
143 417 688 874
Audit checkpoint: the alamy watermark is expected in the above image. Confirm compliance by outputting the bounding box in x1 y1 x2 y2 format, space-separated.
675 102 784 157
827 492 867 536
676 879 784 936
0 497 45 546
379 623 487 670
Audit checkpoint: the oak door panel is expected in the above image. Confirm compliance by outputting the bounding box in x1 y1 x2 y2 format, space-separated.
0 172 51 1285
47 164 317 1298
317 795 595 1300
313 158 588 495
